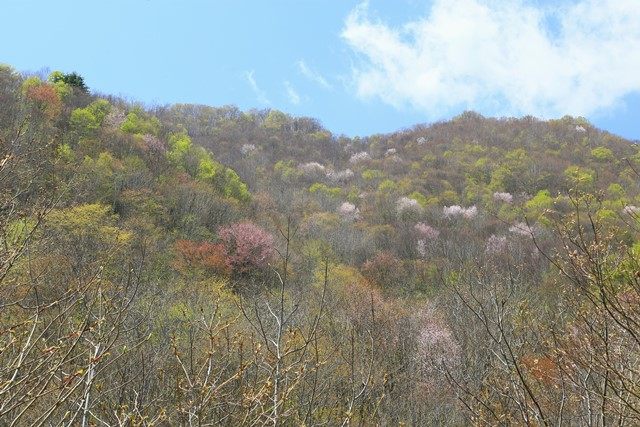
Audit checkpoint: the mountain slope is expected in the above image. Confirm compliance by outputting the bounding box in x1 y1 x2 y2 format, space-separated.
2 64 640 425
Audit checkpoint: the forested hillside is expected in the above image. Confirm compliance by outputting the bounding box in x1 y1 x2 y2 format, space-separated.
2 64 640 425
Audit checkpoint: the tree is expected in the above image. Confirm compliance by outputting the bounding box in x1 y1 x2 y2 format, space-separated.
173 239 229 275
48 70 88 92
219 221 275 274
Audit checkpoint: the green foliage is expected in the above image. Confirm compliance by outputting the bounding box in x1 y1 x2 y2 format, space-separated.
263 110 289 130
525 189 554 220
48 70 88 92
362 169 384 181
222 168 250 202
505 148 528 163
302 239 336 266
346 186 360 203
564 165 595 188
121 107 161 135
607 183 626 200
440 190 459 205
489 165 515 192
20 76 42 95
408 191 428 207
78 152 119 202
595 208 617 223
591 146 614 162
197 156 220 181
4 218 37 249
378 179 396 192
69 99 112 139
0 63 17 77
166 131 192 167
46 203 131 245
471 157 491 183
274 160 300 180
70 108 99 136
56 143 75 162
463 179 482 204
309 183 341 198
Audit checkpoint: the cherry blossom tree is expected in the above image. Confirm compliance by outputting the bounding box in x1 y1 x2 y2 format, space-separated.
218 222 275 273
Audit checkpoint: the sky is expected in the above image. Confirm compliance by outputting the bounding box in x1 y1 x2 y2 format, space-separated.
1 0 639 140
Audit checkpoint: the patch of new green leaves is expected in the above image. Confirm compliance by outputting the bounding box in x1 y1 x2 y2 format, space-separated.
309 183 341 198
121 107 161 135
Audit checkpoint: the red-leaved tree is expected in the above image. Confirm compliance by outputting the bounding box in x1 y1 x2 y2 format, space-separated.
174 239 229 275
26 84 62 119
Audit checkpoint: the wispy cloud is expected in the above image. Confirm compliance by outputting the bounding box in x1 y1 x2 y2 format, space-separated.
341 0 640 118
284 81 301 105
244 70 270 105
297 60 333 90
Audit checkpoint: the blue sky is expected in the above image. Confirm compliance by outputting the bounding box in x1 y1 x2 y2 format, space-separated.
2 0 639 140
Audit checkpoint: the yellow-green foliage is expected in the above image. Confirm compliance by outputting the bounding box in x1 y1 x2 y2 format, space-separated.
21 76 42 95
197 156 220 181
408 191 428 207
595 208 617 223
525 189 554 221
497 202 518 222
378 179 396 192
274 160 300 180
46 203 132 246
346 186 360 203
46 72 73 98
397 178 414 194
263 110 289 130
607 183 626 200
222 168 251 202
471 157 491 183
70 99 110 138
591 147 614 162
564 165 595 188
440 190 459 205
167 131 192 167
506 148 528 164
161 279 239 344
489 165 514 192
121 107 161 135
362 169 384 181
79 152 119 201
3 218 37 249
302 239 336 267
309 182 341 198
300 212 341 242
314 263 365 291
56 143 74 162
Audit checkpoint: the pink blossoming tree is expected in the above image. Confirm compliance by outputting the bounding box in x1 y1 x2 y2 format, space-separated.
218 221 275 274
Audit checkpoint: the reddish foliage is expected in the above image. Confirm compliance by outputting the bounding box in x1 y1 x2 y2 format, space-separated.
361 251 404 289
174 239 229 274
140 133 166 153
26 84 61 119
345 279 387 329
521 355 560 385
218 222 275 274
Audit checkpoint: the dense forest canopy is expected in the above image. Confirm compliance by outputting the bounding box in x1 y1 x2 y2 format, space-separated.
1 64 640 425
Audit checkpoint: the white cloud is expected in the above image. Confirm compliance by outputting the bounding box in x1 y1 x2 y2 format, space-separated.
284 81 301 105
244 70 270 105
297 60 333 90
341 0 640 118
